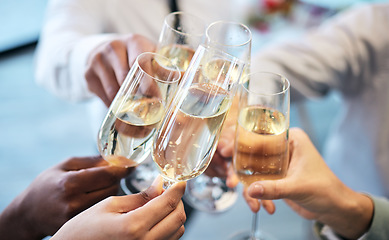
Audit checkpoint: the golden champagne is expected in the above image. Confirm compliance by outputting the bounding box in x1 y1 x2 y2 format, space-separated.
234 106 289 187
98 97 165 168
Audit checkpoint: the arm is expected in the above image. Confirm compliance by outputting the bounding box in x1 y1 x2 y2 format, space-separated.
51 176 186 240
251 3 389 101
0 156 130 239
35 0 157 105
34 0 113 101
247 128 375 239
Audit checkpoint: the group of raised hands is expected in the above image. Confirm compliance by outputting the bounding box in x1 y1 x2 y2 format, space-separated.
0 128 376 240
1 34 381 239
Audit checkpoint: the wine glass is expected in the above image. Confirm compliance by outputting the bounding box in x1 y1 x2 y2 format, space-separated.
231 71 290 240
97 52 181 170
120 11 207 194
183 21 252 213
152 44 245 189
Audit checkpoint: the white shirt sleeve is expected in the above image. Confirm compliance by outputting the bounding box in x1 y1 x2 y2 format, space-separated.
251 3 389 102
34 0 117 102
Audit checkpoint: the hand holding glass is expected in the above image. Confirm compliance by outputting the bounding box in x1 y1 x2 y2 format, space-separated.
232 71 290 240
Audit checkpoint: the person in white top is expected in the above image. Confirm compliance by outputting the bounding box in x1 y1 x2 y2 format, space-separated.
247 2 389 198
34 0 233 134
35 0 389 233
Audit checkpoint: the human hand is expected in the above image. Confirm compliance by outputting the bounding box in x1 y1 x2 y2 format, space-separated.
247 128 373 239
0 156 131 239
52 176 186 240
85 34 156 107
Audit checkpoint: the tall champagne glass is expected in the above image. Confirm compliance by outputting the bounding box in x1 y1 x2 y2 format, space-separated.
184 21 252 213
121 11 207 194
97 52 180 169
152 45 245 189
231 71 290 240
157 11 207 79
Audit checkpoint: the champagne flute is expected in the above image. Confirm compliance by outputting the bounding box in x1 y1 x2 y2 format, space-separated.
231 71 290 240
152 45 245 189
120 11 207 194
183 21 252 213
157 11 207 79
97 52 181 169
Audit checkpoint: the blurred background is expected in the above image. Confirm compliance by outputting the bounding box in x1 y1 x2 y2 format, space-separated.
0 0 384 239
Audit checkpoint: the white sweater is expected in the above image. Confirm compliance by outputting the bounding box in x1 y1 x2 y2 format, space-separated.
252 3 389 197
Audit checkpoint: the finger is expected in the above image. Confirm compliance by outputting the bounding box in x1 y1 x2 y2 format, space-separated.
105 40 130 86
243 187 260 213
93 55 121 104
129 181 186 229
85 69 111 107
226 164 240 188
218 139 234 158
247 179 290 200
106 176 164 213
59 156 107 171
68 184 121 218
146 201 186 240
217 127 235 158
261 200 276 215
126 34 156 66
204 151 228 178
166 225 185 240
66 165 131 193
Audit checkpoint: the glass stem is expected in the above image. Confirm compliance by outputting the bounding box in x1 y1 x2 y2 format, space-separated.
251 212 259 240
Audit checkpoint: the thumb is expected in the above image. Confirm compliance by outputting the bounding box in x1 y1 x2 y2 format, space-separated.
107 176 164 213
247 179 290 200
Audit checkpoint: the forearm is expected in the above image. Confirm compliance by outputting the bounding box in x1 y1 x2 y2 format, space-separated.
34 0 113 101
0 195 45 240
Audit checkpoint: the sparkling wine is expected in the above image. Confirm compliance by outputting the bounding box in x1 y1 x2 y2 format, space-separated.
234 106 289 186
157 44 195 75
153 82 231 182
98 97 165 168
203 59 244 83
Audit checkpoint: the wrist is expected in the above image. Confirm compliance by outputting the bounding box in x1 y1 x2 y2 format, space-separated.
0 193 46 240
320 187 373 239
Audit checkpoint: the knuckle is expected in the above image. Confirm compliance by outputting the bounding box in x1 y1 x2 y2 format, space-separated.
166 196 178 210
139 189 152 202
57 174 77 193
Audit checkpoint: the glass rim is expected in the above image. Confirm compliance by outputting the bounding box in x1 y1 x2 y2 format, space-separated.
135 52 181 84
241 71 290 96
164 11 207 38
206 20 252 48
